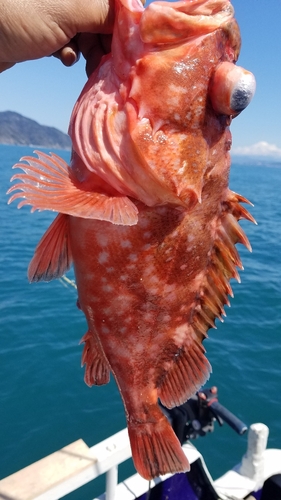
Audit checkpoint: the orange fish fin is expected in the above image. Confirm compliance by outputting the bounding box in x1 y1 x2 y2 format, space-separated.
28 213 72 282
7 151 138 225
80 331 110 386
158 340 211 408
128 414 190 480
158 190 255 409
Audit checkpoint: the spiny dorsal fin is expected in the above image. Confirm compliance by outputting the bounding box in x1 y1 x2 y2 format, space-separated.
192 189 255 337
158 190 254 409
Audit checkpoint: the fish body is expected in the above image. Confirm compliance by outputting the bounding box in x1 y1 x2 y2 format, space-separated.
8 0 256 480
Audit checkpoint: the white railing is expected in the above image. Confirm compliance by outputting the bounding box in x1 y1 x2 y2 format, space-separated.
0 428 132 500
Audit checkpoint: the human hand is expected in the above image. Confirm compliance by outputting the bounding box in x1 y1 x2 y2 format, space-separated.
0 0 114 75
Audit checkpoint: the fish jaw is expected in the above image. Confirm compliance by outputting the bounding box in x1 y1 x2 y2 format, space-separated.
139 0 234 44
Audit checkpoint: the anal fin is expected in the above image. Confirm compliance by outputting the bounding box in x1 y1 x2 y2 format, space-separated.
28 213 72 282
80 331 110 386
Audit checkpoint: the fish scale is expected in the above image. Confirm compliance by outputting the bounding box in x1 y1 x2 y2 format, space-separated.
8 0 256 480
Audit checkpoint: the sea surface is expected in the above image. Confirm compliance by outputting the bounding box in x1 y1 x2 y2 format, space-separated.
1 144 281 499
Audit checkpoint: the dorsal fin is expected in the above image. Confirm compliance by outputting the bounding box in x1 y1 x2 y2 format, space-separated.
28 213 72 282
157 338 211 408
158 190 254 408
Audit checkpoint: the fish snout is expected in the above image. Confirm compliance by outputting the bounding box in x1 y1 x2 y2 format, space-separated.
209 61 256 117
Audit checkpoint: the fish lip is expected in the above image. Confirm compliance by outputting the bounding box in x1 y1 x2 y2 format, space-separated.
139 0 234 45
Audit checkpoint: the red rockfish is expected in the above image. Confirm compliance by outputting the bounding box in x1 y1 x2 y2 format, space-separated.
8 0 256 480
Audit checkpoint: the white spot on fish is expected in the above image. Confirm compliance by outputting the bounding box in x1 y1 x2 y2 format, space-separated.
101 325 110 334
165 290 177 303
126 264 136 271
195 106 204 116
106 267 115 273
98 234 109 247
121 239 132 248
174 62 187 74
98 251 109 264
166 95 179 107
163 284 177 294
128 253 138 262
134 342 145 353
138 218 149 229
103 307 113 315
161 314 171 322
102 284 113 292
157 133 167 144
143 312 154 322
173 324 188 346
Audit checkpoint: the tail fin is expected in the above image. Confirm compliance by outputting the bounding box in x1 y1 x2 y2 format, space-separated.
128 415 189 480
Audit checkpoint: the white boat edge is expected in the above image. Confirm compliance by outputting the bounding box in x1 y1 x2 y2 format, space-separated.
0 423 281 500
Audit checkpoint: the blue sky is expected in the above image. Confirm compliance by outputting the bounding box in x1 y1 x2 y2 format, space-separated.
1 0 281 157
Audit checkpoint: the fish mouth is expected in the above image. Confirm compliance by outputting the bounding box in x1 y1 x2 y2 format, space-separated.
180 0 233 17
139 0 234 44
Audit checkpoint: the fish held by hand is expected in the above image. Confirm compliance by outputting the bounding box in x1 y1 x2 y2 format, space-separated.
8 0 256 480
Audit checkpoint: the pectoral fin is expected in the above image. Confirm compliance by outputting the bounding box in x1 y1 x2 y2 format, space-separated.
8 151 138 226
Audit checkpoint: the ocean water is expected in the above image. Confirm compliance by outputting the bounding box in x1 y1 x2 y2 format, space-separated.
0 144 281 499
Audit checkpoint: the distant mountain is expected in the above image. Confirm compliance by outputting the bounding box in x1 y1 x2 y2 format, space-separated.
0 111 71 149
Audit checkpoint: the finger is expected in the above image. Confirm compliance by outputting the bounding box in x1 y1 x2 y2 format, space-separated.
75 33 112 76
53 40 80 67
100 34 112 56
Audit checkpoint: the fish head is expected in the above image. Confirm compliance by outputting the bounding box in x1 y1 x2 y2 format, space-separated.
68 0 255 219
121 0 255 208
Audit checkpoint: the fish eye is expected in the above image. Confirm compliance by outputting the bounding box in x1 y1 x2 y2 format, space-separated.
209 62 256 117
230 73 256 114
